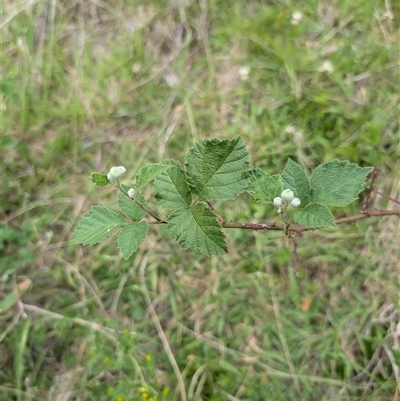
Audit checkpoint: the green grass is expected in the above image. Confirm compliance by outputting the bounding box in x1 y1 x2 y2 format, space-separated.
2 0 399 400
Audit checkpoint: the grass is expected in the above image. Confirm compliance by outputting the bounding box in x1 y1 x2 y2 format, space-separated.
1 0 399 400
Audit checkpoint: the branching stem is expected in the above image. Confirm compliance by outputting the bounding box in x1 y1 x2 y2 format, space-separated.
206 201 224 223
220 209 400 232
117 178 399 233
149 207 399 232
119 180 399 234
118 185 167 224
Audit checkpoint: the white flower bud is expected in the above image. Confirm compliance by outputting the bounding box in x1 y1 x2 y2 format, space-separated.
281 189 294 202
291 11 303 25
107 166 126 185
290 198 301 207
239 66 250 81
273 197 283 207
319 60 334 73
128 188 135 199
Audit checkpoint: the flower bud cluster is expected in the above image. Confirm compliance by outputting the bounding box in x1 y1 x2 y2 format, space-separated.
273 189 301 212
107 166 126 186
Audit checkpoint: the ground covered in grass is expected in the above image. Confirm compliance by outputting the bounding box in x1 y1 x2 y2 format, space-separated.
2 1 399 400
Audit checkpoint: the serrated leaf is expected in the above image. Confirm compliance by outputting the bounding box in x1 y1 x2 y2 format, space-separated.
167 203 227 256
310 160 373 207
247 169 283 203
282 159 310 205
154 164 191 212
136 164 168 188
117 222 148 259
90 172 109 186
118 191 145 222
71 206 126 245
161 159 180 166
185 137 250 200
294 203 335 228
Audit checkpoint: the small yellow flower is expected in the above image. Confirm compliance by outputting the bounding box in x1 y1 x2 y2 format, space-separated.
116 395 124 401
139 387 146 393
123 328 130 335
104 356 110 363
107 386 114 394
162 387 170 397
149 397 157 401
145 354 152 363
141 393 149 400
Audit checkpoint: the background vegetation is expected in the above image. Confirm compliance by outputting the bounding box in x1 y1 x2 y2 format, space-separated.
2 0 399 400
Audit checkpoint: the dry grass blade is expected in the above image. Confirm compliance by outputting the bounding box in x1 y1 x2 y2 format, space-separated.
139 253 187 401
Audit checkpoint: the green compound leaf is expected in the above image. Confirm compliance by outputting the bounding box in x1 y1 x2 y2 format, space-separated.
167 203 227 256
247 169 283 203
136 163 168 188
185 136 250 201
282 159 311 205
71 206 126 245
117 222 149 259
310 160 373 207
154 164 192 212
294 203 335 228
118 191 145 222
90 172 109 186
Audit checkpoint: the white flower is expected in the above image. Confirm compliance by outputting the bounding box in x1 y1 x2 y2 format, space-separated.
290 198 301 207
128 188 136 199
281 189 294 202
291 11 303 25
107 166 126 185
273 197 283 207
239 66 250 81
319 60 334 73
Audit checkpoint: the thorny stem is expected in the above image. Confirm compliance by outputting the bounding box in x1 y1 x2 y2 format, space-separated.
118 183 399 233
204 186 399 233
206 201 224 223
118 185 167 224
148 207 400 232
134 199 166 223
219 209 400 232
